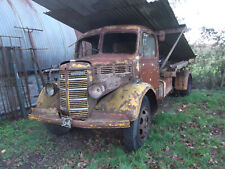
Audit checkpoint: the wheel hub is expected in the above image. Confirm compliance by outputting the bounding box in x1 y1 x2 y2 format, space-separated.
139 107 151 141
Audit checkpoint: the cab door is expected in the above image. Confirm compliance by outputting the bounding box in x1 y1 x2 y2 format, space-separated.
139 32 159 89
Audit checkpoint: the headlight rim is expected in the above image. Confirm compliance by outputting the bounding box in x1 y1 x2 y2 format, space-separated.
45 83 58 97
88 84 105 99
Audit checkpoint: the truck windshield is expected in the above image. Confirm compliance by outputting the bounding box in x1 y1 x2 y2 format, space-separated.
102 33 137 54
76 35 100 58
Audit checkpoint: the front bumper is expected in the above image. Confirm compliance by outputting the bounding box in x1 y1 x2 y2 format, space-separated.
28 108 130 128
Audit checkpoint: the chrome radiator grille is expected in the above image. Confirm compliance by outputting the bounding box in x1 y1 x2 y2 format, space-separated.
59 70 88 119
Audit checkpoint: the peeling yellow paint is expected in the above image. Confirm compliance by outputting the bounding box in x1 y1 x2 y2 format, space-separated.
75 63 89 68
28 115 42 122
96 82 156 121
88 70 93 82
36 87 59 108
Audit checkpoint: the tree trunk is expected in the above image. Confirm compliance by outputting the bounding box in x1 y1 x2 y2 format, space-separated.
220 71 225 87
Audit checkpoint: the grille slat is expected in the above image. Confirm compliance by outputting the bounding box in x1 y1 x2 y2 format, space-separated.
59 70 89 120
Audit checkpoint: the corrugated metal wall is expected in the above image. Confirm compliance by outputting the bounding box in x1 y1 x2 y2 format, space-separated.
0 0 77 71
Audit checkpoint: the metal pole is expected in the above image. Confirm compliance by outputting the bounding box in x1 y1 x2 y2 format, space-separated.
160 28 186 71
14 27 45 87
19 48 32 107
30 50 41 93
1 47 14 114
27 31 46 87
12 48 26 117
0 62 7 115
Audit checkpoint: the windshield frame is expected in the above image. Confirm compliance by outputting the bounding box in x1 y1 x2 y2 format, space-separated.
75 33 100 58
75 28 140 58
101 31 138 55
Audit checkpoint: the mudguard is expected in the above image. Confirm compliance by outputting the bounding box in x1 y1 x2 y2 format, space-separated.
175 71 191 90
35 87 59 108
95 82 156 121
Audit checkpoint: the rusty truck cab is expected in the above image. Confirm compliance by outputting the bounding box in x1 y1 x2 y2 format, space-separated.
29 25 158 128
75 25 160 90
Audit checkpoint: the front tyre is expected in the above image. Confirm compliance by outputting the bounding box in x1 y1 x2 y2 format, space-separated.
45 123 71 135
123 96 152 151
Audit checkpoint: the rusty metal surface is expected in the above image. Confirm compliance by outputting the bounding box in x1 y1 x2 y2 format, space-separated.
30 25 159 122
175 71 190 90
33 0 195 63
95 82 156 121
36 87 59 108
32 81 156 124
29 108 130 128
140 54 159 89
160 77 173 96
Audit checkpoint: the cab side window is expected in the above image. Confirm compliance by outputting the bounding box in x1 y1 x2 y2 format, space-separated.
141 33 156 58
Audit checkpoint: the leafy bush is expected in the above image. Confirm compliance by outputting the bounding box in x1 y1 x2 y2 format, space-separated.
190 27 225 89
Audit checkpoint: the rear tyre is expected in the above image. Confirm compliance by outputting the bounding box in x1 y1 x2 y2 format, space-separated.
45 123 71 135
123 96 152 151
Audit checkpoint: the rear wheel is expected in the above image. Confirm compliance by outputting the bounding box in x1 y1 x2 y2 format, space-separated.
181 75 192 96
123 96 152 151
172 74 192 96
45 123 71 135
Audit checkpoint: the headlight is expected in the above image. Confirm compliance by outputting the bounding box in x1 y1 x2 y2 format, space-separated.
88 84 105 99
45 83 58 96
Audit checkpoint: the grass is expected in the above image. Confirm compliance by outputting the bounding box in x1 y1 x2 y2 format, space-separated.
0 89 224 168
0 120 53 159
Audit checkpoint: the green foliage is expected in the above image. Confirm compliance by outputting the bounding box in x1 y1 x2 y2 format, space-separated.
190 27 225 88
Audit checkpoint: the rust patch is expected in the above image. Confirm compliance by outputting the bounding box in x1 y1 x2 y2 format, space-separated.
30 108 130 128
95 82 155 121
175 71 190 90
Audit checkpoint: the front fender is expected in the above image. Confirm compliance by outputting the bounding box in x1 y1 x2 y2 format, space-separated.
95 82 156 121
36 88 59 108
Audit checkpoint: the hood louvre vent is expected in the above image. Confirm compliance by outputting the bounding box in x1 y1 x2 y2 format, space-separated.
94 64 132 75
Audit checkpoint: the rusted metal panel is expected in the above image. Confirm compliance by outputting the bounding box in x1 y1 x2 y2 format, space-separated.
175 71 190 90
160 77 173 97
32 80 156 126
29 108 130 128
33 0 195 63
95 82 156 121
36 87 60 108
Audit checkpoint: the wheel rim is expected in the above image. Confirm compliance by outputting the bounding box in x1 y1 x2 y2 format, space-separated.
138 106 151 141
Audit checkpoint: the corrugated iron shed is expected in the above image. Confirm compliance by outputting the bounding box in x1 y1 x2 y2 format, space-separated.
0 0 77 71
33 0 195 63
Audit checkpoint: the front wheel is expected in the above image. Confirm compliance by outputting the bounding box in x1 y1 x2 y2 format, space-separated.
45 123 71 135
123 96 152 151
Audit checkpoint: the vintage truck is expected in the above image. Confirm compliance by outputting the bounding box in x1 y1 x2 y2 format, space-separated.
29 0 195 151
